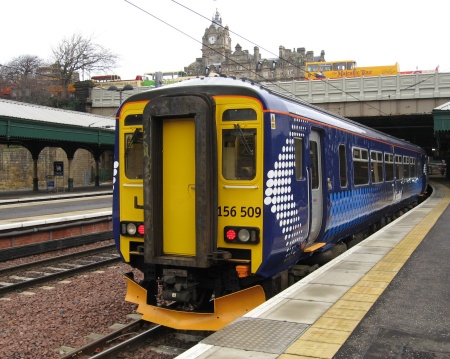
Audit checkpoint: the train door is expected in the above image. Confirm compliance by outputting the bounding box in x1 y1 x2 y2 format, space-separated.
143 94 217 268
308 130 324 243
162 118 196 255
393 154 403 203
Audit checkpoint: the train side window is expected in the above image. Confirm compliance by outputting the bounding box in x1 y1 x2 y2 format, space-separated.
333 62 346 71
370 151 383 184
310 141 319 189
294 137 303 180
124 130 143 179
395 155 403 180
353 147 369 185
222 128 256 180
403 156 410 179
319 63 332 71
385 153 394 181
339 144 347 187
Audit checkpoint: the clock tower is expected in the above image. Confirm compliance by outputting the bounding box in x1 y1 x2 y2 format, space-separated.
202 9 231 68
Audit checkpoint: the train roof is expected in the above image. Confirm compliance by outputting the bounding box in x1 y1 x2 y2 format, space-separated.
123 75 424 153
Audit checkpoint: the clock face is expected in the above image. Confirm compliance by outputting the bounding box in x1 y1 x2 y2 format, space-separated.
208 35 216 44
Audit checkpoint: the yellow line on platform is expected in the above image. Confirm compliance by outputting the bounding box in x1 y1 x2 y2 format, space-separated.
281 184 450 359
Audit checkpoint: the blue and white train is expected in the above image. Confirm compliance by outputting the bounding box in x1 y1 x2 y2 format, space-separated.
113 76 428 330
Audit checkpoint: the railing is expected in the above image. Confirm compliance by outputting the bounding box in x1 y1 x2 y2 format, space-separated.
263 72 450 104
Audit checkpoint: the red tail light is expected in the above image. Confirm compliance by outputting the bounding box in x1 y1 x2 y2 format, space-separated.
226 228 237 241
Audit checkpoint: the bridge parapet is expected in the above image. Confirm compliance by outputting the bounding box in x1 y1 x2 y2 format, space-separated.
89 73 450 118
264 72 450 104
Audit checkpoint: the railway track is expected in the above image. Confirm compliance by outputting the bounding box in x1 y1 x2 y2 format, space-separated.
59 318 207 359
61 320 164 359
0 244 120 295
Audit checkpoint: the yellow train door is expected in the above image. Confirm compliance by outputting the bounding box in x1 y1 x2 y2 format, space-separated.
162 118 196 255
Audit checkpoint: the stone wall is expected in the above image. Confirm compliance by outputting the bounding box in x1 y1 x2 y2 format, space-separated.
0 145 113 190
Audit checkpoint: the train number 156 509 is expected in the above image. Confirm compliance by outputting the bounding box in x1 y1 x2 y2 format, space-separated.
218 206 262 218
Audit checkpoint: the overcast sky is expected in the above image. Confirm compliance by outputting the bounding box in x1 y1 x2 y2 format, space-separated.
2 0 449 80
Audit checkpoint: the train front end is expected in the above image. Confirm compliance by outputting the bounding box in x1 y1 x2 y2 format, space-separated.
115 83 272 330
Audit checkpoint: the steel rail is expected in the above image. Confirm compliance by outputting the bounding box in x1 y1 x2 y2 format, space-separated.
0 250 121 295
88 325 164 359
0 244 116 276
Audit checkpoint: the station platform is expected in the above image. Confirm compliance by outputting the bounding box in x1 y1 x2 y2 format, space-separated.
0 183 112 205
0 183 113 256
179 178 450 359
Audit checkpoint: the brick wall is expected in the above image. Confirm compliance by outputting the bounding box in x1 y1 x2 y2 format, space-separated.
0 219 112 249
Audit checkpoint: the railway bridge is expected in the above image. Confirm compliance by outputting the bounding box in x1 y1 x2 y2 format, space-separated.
263 71 450 156
90 72 450 158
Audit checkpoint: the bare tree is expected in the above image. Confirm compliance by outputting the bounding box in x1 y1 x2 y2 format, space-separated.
52 33 119 99
0 55 53 104
6 55 45 78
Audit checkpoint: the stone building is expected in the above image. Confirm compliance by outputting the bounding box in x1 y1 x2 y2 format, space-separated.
184 9 325 82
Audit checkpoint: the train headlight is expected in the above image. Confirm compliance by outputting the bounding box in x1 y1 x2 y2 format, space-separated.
238 229 250 242
126 223 137 235
224 226 259 244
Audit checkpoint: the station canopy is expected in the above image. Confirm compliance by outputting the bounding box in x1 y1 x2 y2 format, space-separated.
0 98 115 147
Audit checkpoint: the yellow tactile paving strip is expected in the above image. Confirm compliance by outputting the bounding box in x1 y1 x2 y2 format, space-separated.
281 184 450 359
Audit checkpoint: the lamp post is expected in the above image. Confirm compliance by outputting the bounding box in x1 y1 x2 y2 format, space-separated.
108 84 134 104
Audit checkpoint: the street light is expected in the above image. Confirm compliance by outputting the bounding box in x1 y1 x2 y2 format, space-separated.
108 84 134 104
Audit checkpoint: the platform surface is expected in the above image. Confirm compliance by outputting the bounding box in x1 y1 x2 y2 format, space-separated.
178 178 450 359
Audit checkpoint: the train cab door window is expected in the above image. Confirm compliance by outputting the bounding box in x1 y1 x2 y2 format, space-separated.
310 140 319 189
370 151 383 184
395 155 403 180
385 153 394 181
353 147 369 185
124 130 143 179
403 156 410 179
339 144 347 187
222 128 256 180
294 137 303 180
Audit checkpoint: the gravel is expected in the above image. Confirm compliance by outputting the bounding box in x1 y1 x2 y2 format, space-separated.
0 242 144 359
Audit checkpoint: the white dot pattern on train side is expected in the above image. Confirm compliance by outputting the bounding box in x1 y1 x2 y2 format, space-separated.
113 161 119 190
264 117 307 258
